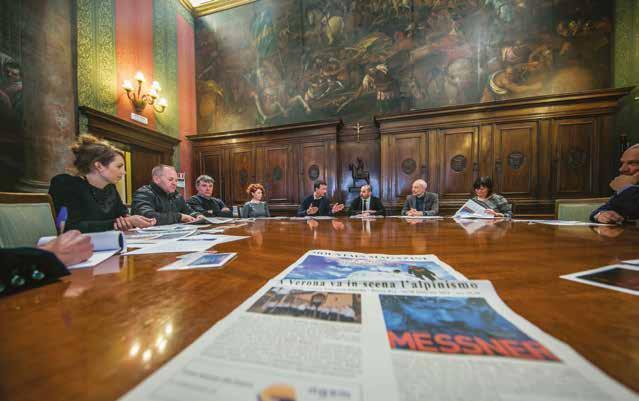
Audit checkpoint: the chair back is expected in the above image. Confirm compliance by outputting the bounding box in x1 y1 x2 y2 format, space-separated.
555 197 609 222
0 192 58 248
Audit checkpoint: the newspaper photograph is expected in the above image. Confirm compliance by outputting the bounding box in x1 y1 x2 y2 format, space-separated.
561 264 639 296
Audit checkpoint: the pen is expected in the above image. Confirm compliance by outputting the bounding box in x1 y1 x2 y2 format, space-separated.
55 206 68 234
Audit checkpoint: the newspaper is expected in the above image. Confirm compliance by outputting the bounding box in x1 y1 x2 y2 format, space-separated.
119 252 636 401
453 199 495 219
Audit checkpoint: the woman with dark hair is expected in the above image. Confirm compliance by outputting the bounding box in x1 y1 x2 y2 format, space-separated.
470 176 512 218
241 183 271 218
48 134 156 232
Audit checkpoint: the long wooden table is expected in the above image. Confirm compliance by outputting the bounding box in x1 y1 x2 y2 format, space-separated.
1 218 638 401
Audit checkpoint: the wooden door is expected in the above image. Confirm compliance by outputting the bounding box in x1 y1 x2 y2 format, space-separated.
230 147 255 205
493 122 538 198
391 132 427 199
200 150 226 202
257 144 294 204
551 118 598 197
436 126 478 199
130 149 161 195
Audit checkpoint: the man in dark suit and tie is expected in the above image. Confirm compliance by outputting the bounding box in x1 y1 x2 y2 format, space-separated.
591 144 639 224
401 179 439 216
348 185 385 216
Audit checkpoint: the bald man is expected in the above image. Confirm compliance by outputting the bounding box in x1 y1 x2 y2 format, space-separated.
401 179 439 216
591 144 639 224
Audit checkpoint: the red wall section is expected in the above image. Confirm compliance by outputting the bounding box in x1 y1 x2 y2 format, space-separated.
115 0 156 128
177 14 196 197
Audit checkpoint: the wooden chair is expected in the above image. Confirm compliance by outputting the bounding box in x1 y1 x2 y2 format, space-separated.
554 197 610 222
0 192 58 248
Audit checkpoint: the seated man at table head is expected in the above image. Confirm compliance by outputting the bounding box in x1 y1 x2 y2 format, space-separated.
348 184 386 216
591 143 639 224
471 176 512 218
241 183 271 218
401 179 439 216
131 164 202 225
187 175 232 218
297 179 345 217
48 134 156 232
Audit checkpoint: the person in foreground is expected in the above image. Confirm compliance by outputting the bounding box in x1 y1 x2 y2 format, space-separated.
401 179 439 216
49 134 156 232
470 176 512 218
1 231 92 297
242 183 271 218
187 175 232 217
132 165 202 225
297 180 344 217
348 184 385 216
591 143 639 224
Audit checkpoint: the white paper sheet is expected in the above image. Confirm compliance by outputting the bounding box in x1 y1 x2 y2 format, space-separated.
390 215 443 220
68 250 119 269
622 259 639 266
123 240 217 255
159 252 237 271
561 264 639 296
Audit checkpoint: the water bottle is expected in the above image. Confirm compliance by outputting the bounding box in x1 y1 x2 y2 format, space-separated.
232 205 239 218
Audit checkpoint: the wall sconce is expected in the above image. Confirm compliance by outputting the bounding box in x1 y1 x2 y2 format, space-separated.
122 71 167 113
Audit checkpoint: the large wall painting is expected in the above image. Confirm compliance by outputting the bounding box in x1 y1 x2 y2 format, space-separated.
195 0 613 133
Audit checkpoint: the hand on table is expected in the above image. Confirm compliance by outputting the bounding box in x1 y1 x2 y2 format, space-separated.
594 210 624 224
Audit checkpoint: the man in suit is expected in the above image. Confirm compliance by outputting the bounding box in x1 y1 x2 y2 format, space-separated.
297 180 344 217
348 184 385 216
401 179 439 216
187 175 233 218
591 144 639 224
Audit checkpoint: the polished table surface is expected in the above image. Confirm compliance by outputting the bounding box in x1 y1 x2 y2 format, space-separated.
1 218 638 401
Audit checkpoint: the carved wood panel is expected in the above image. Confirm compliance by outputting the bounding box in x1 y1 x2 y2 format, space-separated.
230 147 254 205
299 142 327 199
493 122 538 198
200 150 225 201
260 144 293 203
131 149 161 196
551 118 597 196
392 133 426 199
437 126 477 198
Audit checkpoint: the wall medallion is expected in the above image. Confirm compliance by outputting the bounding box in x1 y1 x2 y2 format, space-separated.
272 166 282 182
401 158 416 175
567 147 586 169
450 155 467 172
508 151 525 170
239 169 248 187
308 164 320 180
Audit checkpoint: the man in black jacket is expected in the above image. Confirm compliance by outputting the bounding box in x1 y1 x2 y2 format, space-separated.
132 165 202 225
348 184 385 216
297 180 344 217
187 175 232 217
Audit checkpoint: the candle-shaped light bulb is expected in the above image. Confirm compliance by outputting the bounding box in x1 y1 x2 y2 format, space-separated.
148 88 158 98
151 81 161 91
122 80 133 91
134 71 145 82
158 98 168 108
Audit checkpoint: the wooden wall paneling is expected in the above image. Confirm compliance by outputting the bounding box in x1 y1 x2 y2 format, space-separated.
327 140 338 201
261 144 294 204
392 132 427 201
199 149 226 201
493 121 538 198
478 124 493 183
538 118 552 200
598 114 616 194
229 146 255 205
299 142 327 200
437 126 478 199
551 117 597 197
426 130 438 194
337 123 381 205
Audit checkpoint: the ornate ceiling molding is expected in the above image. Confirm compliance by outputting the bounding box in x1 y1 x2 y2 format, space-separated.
179 0 257 17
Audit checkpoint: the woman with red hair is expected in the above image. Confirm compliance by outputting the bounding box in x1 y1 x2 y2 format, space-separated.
241 183 271 218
